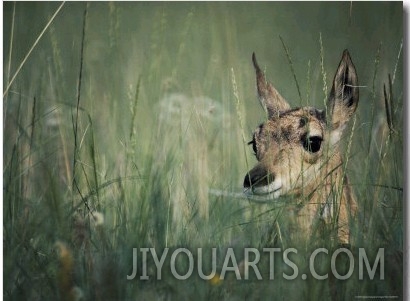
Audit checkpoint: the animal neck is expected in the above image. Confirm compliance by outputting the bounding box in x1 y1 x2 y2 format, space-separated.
291 150 357 246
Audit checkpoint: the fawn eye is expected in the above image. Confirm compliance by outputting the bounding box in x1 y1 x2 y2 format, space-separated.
302 135 322 153
248 139 257 155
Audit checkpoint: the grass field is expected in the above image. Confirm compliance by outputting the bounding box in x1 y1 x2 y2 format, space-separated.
3 2 403 300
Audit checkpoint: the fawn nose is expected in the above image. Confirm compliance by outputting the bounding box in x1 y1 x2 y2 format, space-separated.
243 166 275 189
243 173 252 188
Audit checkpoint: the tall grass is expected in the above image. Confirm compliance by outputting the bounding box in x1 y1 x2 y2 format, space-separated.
3 2 403 300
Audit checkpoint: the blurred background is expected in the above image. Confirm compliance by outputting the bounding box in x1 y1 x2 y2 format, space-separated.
3 2 403 300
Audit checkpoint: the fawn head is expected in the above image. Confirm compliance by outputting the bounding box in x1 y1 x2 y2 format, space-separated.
244 50 359 199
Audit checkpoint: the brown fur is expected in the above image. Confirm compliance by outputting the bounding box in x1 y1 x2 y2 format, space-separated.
244 50 359 245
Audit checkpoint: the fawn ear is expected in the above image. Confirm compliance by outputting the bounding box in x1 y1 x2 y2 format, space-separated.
328 50 359 133
253 53 290 118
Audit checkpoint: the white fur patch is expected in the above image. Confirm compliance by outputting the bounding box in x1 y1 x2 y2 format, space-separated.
330 124 346 146
244 179 282 199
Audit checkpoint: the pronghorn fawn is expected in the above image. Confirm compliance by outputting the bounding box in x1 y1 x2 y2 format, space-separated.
244 50 358 247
